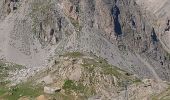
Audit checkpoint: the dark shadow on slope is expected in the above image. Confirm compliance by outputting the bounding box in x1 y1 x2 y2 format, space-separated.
112 5 122 36
131 16 136 29
151 28 158 44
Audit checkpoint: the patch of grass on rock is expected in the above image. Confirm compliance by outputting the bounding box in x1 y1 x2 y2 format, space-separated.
3 83 43 100
63 52 84 58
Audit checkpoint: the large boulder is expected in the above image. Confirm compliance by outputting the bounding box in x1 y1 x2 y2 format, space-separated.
38 75 53 85
44 86 61 94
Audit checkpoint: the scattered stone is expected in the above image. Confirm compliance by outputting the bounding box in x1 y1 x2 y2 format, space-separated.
113 76 118 86
77 59 83 64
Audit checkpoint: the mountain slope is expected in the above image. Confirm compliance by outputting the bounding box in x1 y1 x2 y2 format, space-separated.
0 0 170 89
1 0 170 99
0 52 167 100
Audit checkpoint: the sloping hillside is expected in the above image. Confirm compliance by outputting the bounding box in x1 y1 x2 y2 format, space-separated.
0 52 167 100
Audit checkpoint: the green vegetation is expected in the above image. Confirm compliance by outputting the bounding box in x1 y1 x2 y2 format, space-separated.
1 83 43 100
0 61 24 81
0 52 142 99
81 56 141 86
81 57 122 78
0 87 8 96
103 65 122 77
63 52 84 58
0 81 11 99
165 52 170 60
0 61 34 100
62 80 76 91
62 79 96 98
132 78 142 83
62 79 85 93
81 58 97 72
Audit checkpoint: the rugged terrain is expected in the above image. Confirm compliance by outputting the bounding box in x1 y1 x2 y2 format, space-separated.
0 52 167 100
0 0 170 99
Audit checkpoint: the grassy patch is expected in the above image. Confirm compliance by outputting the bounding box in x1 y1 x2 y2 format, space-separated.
81 57 122 78
165 52 170 60
0 69 43 100
3 83 43 100
62 79 95 98
81 56 141 87
132 78 142 83
62 80 76 91
63 52 84 58
0 61 25 82
0 87 8 96
81 58 97 72
62 80 85 93
103 65 121 77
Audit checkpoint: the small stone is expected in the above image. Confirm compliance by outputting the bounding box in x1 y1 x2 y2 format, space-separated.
142 79 152 87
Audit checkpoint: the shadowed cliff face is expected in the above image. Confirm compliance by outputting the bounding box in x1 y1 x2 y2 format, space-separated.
136 0 170 52
112 5 122 36
0 0 170 83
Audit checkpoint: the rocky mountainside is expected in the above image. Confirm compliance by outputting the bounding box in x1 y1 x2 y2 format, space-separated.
0 0 170 99
0 52 167 100
136 0 170 53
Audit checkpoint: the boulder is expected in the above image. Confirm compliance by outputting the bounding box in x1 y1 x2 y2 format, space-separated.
69 65 82 81
39 75 53 85
44 86 61 94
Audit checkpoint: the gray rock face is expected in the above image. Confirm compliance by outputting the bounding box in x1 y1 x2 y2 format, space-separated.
0 0 170 83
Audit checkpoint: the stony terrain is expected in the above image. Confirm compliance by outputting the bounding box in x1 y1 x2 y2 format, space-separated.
0 52 167 100
0 0 170 99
